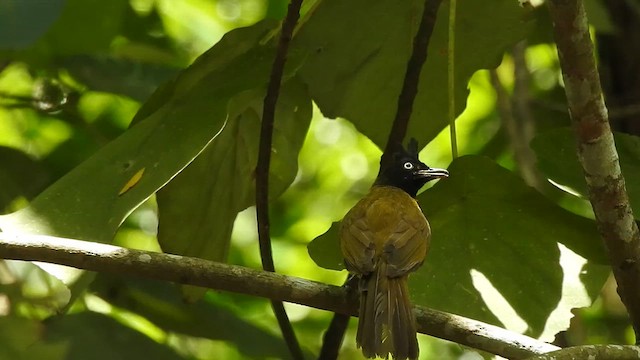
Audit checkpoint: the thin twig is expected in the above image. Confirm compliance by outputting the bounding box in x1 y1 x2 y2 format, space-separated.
256 0 305 358
318 276 357 359
548 0 640 340
381 0 444 168
489 66 543 190
0 233 560 359
318 313 350 359
511 41 546 190
0 91 37 104
448 0 458 159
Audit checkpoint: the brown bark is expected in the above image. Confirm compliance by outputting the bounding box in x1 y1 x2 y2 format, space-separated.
548 0 640 341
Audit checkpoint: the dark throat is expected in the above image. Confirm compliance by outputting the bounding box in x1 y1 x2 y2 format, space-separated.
374 174 425 198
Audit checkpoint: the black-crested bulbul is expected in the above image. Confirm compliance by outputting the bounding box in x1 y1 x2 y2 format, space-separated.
340 139 449 360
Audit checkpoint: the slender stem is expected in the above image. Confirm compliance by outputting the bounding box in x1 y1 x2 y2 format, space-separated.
0 233 559 359
489 67 542 189
381 0 444 168
256 0 304 358
318 276 357 359
510 41 545 190
548 0 640 340
318 313 350 359
448 0 459 159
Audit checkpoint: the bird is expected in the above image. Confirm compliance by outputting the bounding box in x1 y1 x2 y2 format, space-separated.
340 138 449 360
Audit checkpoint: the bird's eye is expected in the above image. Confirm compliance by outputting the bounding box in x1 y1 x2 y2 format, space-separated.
403 162 413 170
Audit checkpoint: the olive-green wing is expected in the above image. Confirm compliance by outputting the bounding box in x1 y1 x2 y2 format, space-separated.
340 205 376 276
383 207 431 278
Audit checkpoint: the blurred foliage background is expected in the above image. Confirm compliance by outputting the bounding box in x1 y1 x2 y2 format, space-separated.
0 0 638 359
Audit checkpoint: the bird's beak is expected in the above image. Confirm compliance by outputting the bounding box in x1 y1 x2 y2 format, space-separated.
416 168 449 179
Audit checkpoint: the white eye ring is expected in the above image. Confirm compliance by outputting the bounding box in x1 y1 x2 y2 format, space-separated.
403 162 413 170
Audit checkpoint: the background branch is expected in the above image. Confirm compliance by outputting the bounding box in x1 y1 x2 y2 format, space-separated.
548 0 640 340
256 0 304 358
318 276 356 359
510 41 545 190
381 0 443 167
489 60 544 190
318 306 350 359
448 0 458 158
0 234 559 360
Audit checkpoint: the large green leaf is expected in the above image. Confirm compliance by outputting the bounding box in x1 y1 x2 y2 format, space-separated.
532 127 640 218
309 155 608 337
0 21 285 243
293 0 532 148
0 21 295 302
157 79 312 270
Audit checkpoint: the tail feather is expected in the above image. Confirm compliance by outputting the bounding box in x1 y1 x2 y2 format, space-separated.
356 263 419 360
391 277 418 360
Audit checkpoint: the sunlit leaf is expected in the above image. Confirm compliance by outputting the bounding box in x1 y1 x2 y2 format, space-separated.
294 0 532 148
309 155 608 336
2 260 71 307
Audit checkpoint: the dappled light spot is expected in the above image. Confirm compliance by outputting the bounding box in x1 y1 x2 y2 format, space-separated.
340 152 369 181
231 207 258 247
539 244 591 342
470 269 528 334
283 302 311 322
314 118 344 146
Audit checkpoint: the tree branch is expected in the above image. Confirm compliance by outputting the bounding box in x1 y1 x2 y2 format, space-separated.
381 0 443 168
256 0 304 358
0 233 559 359
525 345 640 360
489 64 544 190
548 0 640 340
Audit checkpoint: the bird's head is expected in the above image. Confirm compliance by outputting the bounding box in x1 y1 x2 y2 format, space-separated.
375 138 449 197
